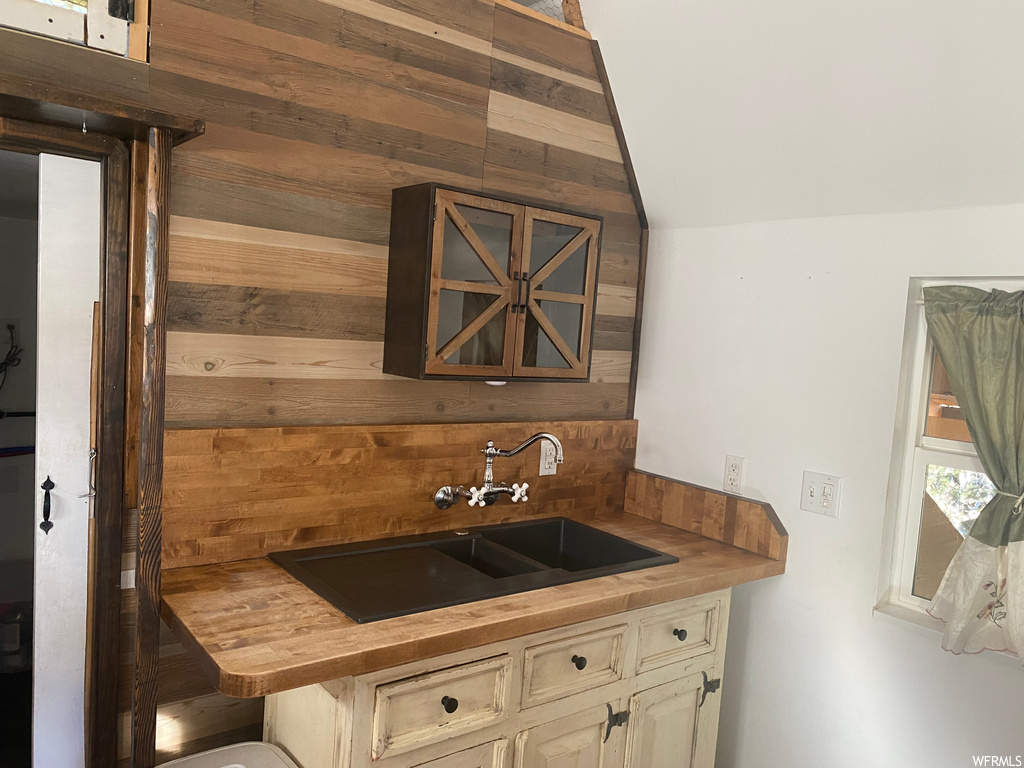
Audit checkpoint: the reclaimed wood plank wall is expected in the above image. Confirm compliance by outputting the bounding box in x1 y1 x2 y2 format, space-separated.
86 0 644 763
153 0 639 428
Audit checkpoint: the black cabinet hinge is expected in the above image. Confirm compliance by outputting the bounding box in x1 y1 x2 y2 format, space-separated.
700 671 721 707
604 703 630 742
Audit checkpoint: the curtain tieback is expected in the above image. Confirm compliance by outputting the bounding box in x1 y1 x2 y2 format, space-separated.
997 489 1024 514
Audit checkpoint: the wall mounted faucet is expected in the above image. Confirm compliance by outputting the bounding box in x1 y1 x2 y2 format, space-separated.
434 432 564 509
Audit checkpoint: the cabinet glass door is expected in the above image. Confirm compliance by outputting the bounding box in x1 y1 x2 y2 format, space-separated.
425 191 521 376
514 209 600 378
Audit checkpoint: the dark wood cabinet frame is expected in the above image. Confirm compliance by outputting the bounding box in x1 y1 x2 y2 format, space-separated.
385 183 603 382
0 105 201 768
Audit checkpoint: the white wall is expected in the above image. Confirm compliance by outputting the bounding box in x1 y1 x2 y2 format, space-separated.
635 205 1024 767
0 213 38 570
584 0 1024 229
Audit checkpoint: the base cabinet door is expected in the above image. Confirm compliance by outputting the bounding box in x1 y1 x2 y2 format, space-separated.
414 740 508 768
513 702 626 768
624 671 721 768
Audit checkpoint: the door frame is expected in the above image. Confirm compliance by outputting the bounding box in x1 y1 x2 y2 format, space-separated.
0 117 128 768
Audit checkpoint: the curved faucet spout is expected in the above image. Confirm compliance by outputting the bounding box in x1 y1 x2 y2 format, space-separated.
492 432 564 463
434 432 565 510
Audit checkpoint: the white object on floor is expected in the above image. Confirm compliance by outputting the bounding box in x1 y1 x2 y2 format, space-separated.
158 742 300 768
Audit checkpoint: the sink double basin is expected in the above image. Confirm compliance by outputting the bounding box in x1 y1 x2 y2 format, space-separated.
270 518 678 623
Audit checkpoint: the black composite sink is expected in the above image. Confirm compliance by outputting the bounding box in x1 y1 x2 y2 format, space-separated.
270 518 678 623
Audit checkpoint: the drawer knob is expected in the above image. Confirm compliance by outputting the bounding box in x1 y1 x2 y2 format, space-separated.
672 628 688 641
440 696 459 714
571 654 588 670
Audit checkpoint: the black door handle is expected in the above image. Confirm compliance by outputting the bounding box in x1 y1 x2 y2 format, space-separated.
571 654 587 670
40 476 54 534
673 628 688 641
441 696 458 714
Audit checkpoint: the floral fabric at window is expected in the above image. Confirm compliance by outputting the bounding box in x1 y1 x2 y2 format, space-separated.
924 286 1024 657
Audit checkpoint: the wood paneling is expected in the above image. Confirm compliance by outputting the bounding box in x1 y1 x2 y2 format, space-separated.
624 471 789 562
144 0 642 433
160 512 783 698
165 378 630 428
162 419 637 569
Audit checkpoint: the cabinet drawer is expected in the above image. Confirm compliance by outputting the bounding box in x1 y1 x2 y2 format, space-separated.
372 656 512 760
636 600 720 673
522 625 627 708
412 739 508 768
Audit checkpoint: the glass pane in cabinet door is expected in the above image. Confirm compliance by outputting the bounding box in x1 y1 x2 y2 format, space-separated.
536 240 588 296
529 220 583 277
436 289 507 366
521 301 583 369
441 205 514 285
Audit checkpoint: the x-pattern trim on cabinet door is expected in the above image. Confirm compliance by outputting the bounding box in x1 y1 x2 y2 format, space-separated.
424 191 523 377
514 208 600 379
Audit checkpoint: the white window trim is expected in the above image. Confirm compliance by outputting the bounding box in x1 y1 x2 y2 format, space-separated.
0 0 128 55
876 276 1024 630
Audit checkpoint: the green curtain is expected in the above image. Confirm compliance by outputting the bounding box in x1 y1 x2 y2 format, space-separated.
924 286 1024 547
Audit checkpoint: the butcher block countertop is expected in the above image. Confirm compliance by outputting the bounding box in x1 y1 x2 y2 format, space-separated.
161 510 786 698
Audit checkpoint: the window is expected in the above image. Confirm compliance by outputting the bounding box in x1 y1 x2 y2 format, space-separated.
0 0 133 57
878 278 1020 623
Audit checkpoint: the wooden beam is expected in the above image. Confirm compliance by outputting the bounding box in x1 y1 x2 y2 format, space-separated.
130 127 172 768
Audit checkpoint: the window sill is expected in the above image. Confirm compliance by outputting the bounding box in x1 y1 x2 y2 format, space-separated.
873 600 945 634
874 600 1024 667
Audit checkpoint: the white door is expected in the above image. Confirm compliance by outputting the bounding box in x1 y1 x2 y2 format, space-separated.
33 153 101 768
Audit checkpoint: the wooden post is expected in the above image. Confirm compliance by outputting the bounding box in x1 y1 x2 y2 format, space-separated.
87 140 131 768
129 126 172 768
561 0 585 28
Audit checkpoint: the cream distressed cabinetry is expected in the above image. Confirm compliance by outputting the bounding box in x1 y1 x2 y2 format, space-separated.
264 590 730 768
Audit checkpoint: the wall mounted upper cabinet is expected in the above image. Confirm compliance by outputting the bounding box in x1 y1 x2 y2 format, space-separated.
384 184 602 381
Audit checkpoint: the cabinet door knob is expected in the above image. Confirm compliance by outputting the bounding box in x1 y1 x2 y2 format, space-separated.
672 628 688 641
571 654 587 670
441 696 459 714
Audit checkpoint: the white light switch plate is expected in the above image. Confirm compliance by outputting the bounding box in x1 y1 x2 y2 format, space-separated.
539 440 558 476
801 470 841 518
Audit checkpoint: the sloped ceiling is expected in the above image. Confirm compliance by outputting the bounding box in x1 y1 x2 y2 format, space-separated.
584 0 1024 228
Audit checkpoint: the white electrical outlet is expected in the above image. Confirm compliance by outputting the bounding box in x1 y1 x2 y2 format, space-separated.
801 470 841 518
724 455 744 494
539 440 558 476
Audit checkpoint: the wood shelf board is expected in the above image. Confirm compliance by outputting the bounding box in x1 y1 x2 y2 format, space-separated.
161 511 785 698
